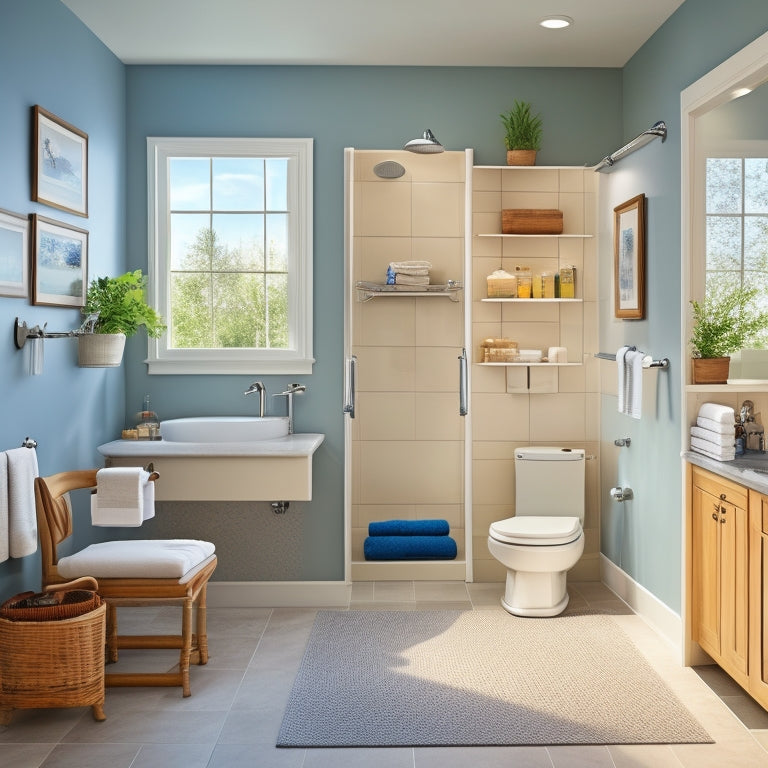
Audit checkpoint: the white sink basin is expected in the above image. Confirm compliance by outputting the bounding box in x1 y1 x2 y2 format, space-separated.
160 416 290 442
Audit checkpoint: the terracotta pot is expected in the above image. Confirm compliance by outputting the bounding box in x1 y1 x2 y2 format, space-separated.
691 356 730 385
506 149 537 166
77 333 126 368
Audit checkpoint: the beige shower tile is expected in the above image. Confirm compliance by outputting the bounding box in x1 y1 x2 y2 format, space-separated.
529 393 587 442
471 362 507 393
501 302 559 324
501 320 558 351
473 189 502 213
473 211 502 237
472 440 518 460
415 393 464 440
559 192 585 234
559 302 584 355
559 360 587 392
412 182 464 237
527 366 559 394
357 392 415 440
415 346 462 392
502 237 558 260
585 394 600 441
473 457 515 505
501 168 558 192
472 167 501 191
412 236 464 283
472 392 531 442
501 190 559 210
354 236 412 283
355 180 411 236
355 297 415 346
415 298 463 346
355 346 415 392
408 150 466 182
353 150 412 181
558 168 586 194
472 504 513 534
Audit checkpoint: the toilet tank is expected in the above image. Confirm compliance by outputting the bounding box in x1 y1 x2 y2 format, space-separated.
514 447 585 523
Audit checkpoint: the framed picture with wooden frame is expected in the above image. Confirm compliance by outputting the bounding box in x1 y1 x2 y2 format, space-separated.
0 209 30 299
32 105 88 217
31 214 88 307
613 193 646 319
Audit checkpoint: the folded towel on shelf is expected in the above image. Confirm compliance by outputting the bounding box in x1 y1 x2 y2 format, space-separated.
394 273 430 286
690 425 735 449
6 447 39 558
368 519 450 537
698 402 735 425
696 416 736 435
0 452 8 564
389 260 432 275
91 467 155 527
690 436 735 461
363 535 457 561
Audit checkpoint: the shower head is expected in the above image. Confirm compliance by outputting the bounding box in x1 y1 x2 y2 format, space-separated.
403 129 444 154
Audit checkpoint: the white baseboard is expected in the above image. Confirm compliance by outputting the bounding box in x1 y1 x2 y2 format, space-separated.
600 554 683 657
207 581 351 608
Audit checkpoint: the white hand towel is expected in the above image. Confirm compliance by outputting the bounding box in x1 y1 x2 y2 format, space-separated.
616 346 630 415
626 349 644 419
0 452 8 564
91 467 155 527
6 447 39 558
698 402 735 425
690 425 735 448
690 436 735 460
697 416 736 435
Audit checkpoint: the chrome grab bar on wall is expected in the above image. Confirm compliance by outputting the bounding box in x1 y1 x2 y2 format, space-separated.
595 350 670 370
459 349 468 416
343 355 357 418
593 120 667 171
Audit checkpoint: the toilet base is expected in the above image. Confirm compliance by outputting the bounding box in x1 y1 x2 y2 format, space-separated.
501 569 569 618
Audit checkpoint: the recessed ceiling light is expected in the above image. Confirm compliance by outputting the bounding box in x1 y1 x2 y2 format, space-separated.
732 87 753 98
539 16 573 29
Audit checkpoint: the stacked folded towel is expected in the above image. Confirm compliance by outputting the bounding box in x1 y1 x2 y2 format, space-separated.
364 518 457 561
690 402 736 462
386 260 432 286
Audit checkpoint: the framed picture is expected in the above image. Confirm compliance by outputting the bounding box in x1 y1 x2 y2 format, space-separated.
0 209 30 298
32 105 88 217
32 214 88 307
613 194 646 320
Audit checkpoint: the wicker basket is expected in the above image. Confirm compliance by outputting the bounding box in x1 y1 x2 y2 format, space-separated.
0 578 106 722
502 209 563 234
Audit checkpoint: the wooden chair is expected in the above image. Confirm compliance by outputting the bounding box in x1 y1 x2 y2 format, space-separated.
35 469 217 697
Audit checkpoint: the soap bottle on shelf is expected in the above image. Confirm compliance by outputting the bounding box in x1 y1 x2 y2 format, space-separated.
136 394 160 440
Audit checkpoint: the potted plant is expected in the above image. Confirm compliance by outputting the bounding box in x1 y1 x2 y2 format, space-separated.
78 269 165 367
690 283 768 384
500 100 543 166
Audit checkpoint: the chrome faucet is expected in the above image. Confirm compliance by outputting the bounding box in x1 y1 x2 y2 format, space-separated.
273 383 306 434
244 381 266 417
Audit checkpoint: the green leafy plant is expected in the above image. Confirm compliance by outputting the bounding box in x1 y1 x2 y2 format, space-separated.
500 100 543 151
83 269 165 338
690 284 768 358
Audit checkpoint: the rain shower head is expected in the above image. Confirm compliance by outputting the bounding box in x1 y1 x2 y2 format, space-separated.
403 129 444 154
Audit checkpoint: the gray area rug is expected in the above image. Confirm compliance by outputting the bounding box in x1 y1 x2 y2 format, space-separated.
277 610 712 747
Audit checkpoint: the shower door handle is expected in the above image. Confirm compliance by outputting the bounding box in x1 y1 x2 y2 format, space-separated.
344 355 357 418
459 348 468 416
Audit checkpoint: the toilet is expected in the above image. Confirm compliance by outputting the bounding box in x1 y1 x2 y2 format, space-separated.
487 446 585 617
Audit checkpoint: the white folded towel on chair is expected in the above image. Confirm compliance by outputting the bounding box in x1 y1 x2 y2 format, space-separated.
698 402 735 425
697 416 736 435
690 436 735 461
6 447 39 558
91 467 155 527
690 425 735 449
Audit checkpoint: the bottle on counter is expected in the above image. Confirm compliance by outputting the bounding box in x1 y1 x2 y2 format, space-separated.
136 394 160 440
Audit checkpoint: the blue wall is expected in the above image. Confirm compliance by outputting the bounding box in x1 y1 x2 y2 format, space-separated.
0 0 126 597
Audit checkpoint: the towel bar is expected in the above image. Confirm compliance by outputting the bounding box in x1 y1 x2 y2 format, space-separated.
594 350 669 370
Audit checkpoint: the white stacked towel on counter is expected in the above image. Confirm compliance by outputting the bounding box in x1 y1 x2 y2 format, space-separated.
616 346 644 419
91 467 155 527
690 403 736 462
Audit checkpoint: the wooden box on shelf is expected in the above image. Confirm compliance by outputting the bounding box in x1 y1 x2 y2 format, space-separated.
502 209 563 235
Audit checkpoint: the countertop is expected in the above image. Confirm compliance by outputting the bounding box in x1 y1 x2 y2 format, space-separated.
98 433 325 458
683 450 768 495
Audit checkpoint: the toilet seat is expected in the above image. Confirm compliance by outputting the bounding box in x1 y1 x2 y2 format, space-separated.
489 516 581 546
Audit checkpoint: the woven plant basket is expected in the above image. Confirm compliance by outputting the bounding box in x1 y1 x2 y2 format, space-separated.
0 578 106 722
77 332 126 368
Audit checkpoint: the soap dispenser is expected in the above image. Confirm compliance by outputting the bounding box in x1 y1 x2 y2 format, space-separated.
136 394 160 440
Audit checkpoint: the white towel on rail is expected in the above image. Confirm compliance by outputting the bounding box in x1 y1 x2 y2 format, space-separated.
625 349 644 419
91 467 155 527
6 447 39 558
696 416 736 435
0 452 8 564
690 425 735 449
616 346 630 415
698 402 735 425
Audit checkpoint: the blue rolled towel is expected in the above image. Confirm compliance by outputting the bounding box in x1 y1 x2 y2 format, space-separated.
363 535 457 561
368 519 450 537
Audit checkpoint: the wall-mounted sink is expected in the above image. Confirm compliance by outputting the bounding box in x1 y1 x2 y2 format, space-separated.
160 416 289 442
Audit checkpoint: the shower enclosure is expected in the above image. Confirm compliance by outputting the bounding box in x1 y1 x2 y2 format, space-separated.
343 148 473 582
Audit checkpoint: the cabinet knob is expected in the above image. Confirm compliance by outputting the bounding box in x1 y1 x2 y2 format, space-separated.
712 512 719 521
720 493 727 500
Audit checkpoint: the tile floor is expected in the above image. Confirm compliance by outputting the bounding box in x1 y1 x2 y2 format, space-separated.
2 581 768 767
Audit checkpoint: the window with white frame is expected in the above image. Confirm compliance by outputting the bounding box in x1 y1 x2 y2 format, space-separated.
147 137 313 374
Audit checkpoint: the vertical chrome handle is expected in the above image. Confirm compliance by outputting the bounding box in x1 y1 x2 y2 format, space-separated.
344 355 357 418
459 348 468 416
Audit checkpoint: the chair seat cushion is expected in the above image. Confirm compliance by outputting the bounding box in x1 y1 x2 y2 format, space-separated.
57 539 216 581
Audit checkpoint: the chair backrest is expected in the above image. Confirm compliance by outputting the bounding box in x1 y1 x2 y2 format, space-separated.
35 469 98 587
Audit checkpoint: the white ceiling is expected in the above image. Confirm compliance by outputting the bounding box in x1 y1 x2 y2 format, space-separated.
61 0 685 68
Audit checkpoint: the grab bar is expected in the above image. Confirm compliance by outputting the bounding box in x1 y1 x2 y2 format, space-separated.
595 350 669 370
343 355 357 418
458 348 468 416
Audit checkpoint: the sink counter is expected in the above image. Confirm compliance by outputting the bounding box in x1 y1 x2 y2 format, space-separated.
98 434 325 501
683 450 768 496
98 433 325 458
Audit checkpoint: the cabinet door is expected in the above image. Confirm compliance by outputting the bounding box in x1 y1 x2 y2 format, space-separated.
692 484 721 657
748 490 768 709
719 498 749 681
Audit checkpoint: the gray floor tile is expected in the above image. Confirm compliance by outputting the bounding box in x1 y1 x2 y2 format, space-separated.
39 742 140 768
2 742 55 768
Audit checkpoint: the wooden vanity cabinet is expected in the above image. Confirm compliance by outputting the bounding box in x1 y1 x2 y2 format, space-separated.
691 467 749 686
748 488 768 709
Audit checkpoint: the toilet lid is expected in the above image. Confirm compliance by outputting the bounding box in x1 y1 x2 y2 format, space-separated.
489 516 582 546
